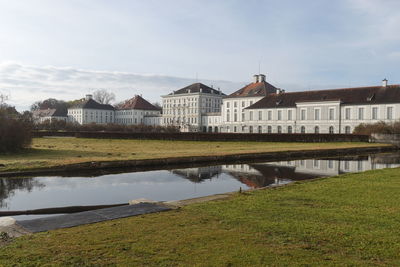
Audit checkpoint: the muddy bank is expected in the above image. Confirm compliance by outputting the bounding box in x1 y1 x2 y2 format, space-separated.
0 145 396 178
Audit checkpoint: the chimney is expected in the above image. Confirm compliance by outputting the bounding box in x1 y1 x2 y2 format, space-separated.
85 94 93 100
253 74 259 83
259 74 266 82
276 88 281 94
382 78 388 87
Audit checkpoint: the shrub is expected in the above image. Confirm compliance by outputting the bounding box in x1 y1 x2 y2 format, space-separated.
0 106 33 152
34 120 179 133
353 121 400 135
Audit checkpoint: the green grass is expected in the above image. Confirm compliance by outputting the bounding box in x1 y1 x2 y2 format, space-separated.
1 168 400 266
0 137 384 172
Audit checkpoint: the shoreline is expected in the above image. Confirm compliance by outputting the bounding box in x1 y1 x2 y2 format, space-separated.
0 145 396 177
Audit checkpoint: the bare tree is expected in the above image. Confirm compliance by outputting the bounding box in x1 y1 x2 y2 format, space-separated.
0 93 8 105
92 89 116 104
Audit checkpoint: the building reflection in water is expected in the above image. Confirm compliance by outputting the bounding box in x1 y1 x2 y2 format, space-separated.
171 153 400 189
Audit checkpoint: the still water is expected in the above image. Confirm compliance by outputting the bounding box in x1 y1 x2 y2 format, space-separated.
1 152 399 219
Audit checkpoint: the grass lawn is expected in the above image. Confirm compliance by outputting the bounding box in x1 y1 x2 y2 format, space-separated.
1 167 400 266
0 137 384 172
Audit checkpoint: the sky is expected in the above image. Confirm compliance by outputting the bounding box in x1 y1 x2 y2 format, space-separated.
0 0 399 111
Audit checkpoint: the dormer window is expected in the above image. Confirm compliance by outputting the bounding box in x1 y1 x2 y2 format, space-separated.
367 93 375 102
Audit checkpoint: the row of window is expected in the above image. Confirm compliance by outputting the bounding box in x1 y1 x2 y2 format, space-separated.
236 106 394 122
220 125 352 134
163 117 198 124
225 100 254 109
116 110 157 116
163 98 222 108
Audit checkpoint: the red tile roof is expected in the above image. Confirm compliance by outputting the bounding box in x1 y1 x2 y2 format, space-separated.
247 84 400 109
116 95 160 111
227 81 278 98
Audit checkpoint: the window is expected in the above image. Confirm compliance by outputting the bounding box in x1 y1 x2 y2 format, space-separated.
241 113 245 121
226 102 230 108
249 126 253 133
288 110 292 120
301 126 306 133
345 126 351 134
226 114 230 122
301 109 306 120
387 107 393 120
344 161 350 171
372 107 378 120
234 113 238 122
313 160 320 168
358 107 364 120
357 161 363 171
249 111 253 120
278 110 282 120
234 102 237 108
258 111 262 120
242 101 245 107
268 111 272 120
345 108 351 120
234 126 237 133
329 108 335 120
314 109 320 120
277 126 282 133
329 126 334 134
328 160 334 169
267 126 272 133
258 126 262 133
288 126 292 133
314 126 319 134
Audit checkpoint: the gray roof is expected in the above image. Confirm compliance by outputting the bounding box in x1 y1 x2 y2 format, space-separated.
247 84 400 109
33 108 67 117
169 83 225 95
71 98 115 110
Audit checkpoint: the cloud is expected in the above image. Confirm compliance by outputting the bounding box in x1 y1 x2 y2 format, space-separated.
0 62 245 111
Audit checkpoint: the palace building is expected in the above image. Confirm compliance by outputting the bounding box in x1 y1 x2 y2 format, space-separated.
37 74 399 134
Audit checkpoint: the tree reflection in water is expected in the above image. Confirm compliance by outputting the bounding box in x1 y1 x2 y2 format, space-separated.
0 178 45 208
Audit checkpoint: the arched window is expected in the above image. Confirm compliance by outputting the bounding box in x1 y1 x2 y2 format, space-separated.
277 126 282 133
329 126 334 134
258 126 262 133
267 126 272 133
288 126 292 134
208 126 212 132
301 126 306 133
345 126 351 134
314 126 319 134
249 126 253 133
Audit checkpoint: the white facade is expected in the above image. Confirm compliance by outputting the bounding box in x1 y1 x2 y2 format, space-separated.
68 108 115 125
202 113 222 132
115 109 161 125
244 101 400 134
162 83 223 132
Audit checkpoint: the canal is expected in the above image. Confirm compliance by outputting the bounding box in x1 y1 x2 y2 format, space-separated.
1 152 399 220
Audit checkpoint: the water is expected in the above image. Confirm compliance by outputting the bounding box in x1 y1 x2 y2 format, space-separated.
1 152 399 220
